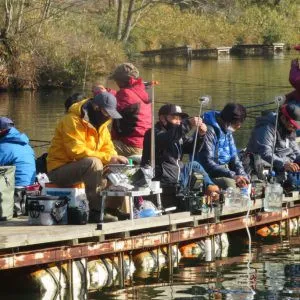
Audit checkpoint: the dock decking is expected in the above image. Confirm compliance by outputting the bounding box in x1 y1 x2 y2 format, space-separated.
141 43 285 59
0 193 299 270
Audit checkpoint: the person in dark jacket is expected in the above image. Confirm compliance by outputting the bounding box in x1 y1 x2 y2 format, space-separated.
246 103 300 176
141 104 219 197
108 63 151 157
196 103 249 190
0 117 36 186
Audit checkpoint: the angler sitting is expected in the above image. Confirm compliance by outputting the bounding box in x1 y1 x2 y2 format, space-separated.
107 63 151 157
47 92 128 223
196 103 249 190
246 103 300 180
141 104 219 209
0 117 36 216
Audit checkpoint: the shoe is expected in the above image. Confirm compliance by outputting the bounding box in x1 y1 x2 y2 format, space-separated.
88 210 118 223
105 208 130 221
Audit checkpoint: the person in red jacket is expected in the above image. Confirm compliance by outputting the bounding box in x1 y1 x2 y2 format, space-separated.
107 63 151 157
286 50 300 105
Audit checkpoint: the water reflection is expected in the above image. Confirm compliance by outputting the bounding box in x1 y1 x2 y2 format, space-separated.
87 236 300 300
0 54 296 155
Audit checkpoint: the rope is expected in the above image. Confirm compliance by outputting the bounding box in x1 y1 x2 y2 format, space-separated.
245 197 256 297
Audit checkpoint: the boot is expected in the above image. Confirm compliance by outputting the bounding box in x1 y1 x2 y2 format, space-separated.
105 207 130 221
88 210 118 223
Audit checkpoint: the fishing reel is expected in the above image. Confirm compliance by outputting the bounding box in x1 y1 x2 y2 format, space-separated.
181 191 205 215
178 172 206 214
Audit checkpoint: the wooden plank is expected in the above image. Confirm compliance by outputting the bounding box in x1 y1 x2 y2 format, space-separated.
0 223 100 249
99 212 192 234
0 196 298 250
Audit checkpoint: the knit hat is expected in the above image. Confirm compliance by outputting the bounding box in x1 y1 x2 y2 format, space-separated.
109 63 139 82
0 117 14 130
281 103 300 129
92 92 122 119
158 104 189 119
220 103 247 123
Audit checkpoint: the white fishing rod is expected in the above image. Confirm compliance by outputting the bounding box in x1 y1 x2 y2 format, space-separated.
187 95 211 192
270 95 286 182
150 73 156 175
150 73 162 210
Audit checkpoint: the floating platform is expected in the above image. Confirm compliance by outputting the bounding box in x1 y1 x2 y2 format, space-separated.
141 43 285 59
0 192 299 270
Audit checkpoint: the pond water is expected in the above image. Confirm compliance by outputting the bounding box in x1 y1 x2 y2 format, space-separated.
0 53 297 156
90 232 300 300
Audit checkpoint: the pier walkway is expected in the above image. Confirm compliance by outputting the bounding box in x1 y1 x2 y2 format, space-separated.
141 43 285 58
0 193 299 270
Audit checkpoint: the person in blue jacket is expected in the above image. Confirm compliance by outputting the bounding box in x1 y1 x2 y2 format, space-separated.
0 117 36 187
196 103 249 189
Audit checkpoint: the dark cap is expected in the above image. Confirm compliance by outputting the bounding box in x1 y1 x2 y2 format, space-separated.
281 103 300 129
158 104 189 119
0 117 14 130
220 103 247 123
92 92 122 119
109 63 139 82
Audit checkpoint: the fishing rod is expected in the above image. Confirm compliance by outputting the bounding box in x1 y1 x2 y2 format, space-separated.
270 95 286 181
154 99 279 112
187 95 211 193
32 143 50 148
30 139 51 143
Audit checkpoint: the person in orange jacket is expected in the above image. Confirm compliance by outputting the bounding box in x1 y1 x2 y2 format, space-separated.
47 92 128 223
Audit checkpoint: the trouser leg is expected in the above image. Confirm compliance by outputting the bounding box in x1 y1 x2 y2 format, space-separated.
180 161 214 189
48 157 103 211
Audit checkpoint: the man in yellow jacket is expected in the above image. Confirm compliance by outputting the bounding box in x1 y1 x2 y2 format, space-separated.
47 92 128 223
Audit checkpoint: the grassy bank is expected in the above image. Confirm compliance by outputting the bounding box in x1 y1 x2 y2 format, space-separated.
0 0 299 90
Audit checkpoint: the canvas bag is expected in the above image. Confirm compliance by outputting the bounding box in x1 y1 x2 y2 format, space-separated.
0 166 15 221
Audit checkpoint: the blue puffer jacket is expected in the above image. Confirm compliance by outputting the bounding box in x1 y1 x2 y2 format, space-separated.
246 112 300 172
196 111 247 179
0 127 36 186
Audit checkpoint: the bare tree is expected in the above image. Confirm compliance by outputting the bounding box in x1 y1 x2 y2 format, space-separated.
116 0 124 40
115 0 156 43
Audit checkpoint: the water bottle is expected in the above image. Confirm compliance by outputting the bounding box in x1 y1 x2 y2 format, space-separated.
224 187 238 208
264 183 283 212
240 186 251 207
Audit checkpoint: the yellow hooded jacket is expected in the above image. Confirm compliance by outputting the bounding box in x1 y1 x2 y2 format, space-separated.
47 99 117 172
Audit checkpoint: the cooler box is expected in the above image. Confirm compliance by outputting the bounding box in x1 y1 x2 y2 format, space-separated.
43 183 88 210
27 195 69 225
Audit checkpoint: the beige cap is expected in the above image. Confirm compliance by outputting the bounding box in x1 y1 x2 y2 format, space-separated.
109 62 139 82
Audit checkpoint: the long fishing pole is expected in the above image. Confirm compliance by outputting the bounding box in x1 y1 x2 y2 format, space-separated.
187 95 211 192
30 139 51 143
270 95 286 181
154 99 278 112
150 74 163 211
150 77 156 174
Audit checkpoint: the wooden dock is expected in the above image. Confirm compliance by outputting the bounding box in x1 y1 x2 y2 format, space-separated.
141 43 285 59
141 46 192 59
192 47 232 58
0 193 299 270
231 43 285 55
